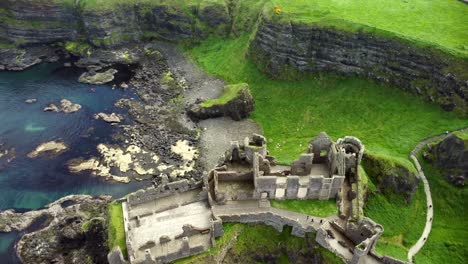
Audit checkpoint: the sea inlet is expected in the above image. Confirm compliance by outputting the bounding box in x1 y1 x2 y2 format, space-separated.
0 63 147 262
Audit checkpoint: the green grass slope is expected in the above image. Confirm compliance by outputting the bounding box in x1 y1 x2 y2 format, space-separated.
413 153 468 264
270 199 337 218
365 183 426 260
267 0 468 58
185 35 467 165
108 202 127 258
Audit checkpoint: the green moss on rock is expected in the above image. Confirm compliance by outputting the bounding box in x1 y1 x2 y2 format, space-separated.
201 82 249 107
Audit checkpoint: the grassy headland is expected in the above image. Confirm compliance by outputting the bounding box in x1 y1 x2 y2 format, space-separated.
185 35 467 165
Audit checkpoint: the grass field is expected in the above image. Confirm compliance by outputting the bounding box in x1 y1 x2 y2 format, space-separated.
201 83 248 107
186 35 467 165
364 183 426 260
107 202 127 258
271 199 337 218
185 34 467 261
269 0 468 57
413 153 468 264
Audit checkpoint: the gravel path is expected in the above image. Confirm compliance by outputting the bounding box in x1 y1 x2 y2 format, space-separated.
153 42 262 171
407 127 468 262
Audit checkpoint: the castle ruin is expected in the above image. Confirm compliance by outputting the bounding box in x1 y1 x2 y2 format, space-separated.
111 133 403 264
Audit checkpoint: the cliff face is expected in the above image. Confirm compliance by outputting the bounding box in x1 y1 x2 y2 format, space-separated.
0 0 230 47
362 153 419 202
250 18 468 114
0 0 79 45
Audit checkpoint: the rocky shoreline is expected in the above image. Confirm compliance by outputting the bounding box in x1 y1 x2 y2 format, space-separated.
0 42 207 263
0 195 112 264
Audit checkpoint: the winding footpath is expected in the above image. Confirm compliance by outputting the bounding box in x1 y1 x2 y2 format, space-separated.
407 127 468 262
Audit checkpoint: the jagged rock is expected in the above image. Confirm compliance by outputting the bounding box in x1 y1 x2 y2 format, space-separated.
43 103 60 112
188 83 254 121
79 68 118 85
43 99 81 113
11 195 112 264
0 144 15 171
94 112 122 124
25 98 37 104
120 82 129 88
428 132 468 186
60 99 82 113
27 140 68 158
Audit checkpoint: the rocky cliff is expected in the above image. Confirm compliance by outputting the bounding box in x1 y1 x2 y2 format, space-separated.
0 0 231 48
250 17 468 114
362 153 419 202
425 132 468 186
0 0 79 45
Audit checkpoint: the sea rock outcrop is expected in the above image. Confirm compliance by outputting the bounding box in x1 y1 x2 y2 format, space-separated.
0 144 15 171
79 68 118 84
43 99 81 113
250 17 468 114
27 140 68 158
188 83 254 121
426 132 468 186
362 153 419 202
6 195 112 264
60 99 82 113
94 112 122 124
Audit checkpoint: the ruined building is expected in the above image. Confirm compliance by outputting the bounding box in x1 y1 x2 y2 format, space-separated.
111 133 401 264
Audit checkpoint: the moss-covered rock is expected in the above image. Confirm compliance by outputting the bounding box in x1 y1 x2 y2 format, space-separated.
188 83 254 121
426 132 468 186
362 153 419 202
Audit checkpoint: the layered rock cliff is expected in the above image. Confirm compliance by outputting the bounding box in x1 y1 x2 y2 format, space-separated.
0 0 79 45
250 17 468 114
0 0 231 48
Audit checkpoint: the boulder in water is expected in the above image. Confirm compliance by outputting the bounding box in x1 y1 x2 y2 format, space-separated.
94 112 122 124
25 98 37 104
43 99 81 113
60 99 81 113
43 103 60 112
78 68 118 85
27 140 68 158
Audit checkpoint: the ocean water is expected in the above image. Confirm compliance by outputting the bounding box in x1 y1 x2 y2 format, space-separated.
0 63 148 262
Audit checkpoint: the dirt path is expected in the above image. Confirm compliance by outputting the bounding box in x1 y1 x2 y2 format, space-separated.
407 127 468 262
153 42 262 170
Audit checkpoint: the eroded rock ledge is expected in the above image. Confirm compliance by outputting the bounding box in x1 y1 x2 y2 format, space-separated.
188 83 254 121
6 195 113 264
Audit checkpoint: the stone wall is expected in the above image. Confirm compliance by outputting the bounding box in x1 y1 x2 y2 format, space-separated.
126 179 203 207
218 209 316 238
254 173 345 200
250 17 468 114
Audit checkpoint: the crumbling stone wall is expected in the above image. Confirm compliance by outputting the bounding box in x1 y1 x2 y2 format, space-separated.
127 179 203 207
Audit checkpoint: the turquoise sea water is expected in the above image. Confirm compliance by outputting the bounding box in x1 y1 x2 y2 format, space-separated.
0 63 148 262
